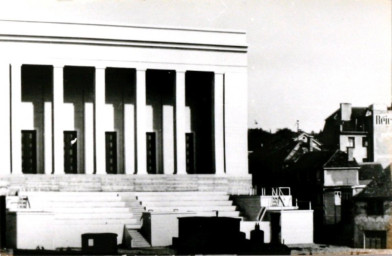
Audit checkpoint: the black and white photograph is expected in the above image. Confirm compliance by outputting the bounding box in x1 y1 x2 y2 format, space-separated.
0 0 390 255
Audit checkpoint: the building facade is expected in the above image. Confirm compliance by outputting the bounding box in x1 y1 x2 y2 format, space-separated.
0 20 251 192
322 103 392 168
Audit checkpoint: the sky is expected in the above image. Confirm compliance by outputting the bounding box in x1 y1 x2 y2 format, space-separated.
0 0 390 132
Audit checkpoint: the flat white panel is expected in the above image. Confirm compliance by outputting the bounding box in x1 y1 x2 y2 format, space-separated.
224 72 248 176
104 104 114 131
62 104 74 130
185 107 191 133
163 105 174 174
145 105 154 132
95 68 106 174
11 63 22 174
124 104 135 174
20 103 34 129
0 63 10 174
136 69 147 174
44 102 52 174
214 73 225 175
84 103 94 174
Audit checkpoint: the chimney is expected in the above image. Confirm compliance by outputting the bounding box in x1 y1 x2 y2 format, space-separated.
340 103 352 121
307 135 313 152
347 147 354 162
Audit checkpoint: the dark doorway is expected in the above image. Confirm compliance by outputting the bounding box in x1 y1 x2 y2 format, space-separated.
106 132 118 174
21 130 37 174
365 231 386 249
64 131 77 174
146 132 157 174
270 212 281 244
186 133 195 174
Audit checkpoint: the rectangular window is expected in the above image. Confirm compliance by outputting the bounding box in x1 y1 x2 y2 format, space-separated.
21 130 37 174
64 131 77 174
186 133 195 174
365 231 386 249
105 132 117 174
146 132 157 174
362 137 368 147
348 137 355 148
367 200 384 215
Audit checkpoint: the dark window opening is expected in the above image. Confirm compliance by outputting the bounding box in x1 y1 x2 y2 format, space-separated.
362 137 368 147
367 200 384 216
21 130 37 174
186 133 195 174
146 132 157 174
105 132 117 174
64 131 77 174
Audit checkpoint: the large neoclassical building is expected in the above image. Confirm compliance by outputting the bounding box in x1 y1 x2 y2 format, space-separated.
0 19 250 192
0 20 251 249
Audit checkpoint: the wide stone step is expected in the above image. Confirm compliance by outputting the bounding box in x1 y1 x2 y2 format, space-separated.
20 191 123 196
42 201 127 208
55 212 134 219
196 211 241 217
145 205 237 212
141 200 233 207
56 219 139 225
48 207 131 213
135 191 227 195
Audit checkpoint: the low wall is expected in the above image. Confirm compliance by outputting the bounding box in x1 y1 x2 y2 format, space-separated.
280 210 314 244
0 174 252 195
6 210 124 250
6 210 55 250
140 212 195 246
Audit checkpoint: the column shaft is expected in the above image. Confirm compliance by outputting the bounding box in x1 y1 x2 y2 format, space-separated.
214 73 225 175
175 71 186 174
95 67 106 174
11 64 22 175
0 63 11 175
136 69 147 175
53 66 64 174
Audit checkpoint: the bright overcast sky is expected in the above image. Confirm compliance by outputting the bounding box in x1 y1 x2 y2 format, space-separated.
0 0 390 132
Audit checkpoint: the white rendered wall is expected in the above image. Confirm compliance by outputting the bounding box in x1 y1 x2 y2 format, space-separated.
224 71 248 176
324 169 359 186
339 135 368 163
124 104 135 174
280 210 314 244
85 103 94 174
0 63 11 175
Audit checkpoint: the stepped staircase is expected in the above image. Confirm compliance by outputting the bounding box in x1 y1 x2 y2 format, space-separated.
8 191 240 249
135 191 240 218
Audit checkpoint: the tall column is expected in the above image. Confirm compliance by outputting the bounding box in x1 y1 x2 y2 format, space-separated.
11 63 22 175
53 65 65 174
0 63 11 175
95 67 106 174
214 72 225 175
136 69 147 175
175 70 186 174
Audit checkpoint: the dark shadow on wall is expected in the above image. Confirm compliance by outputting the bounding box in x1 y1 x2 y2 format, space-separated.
186 71 214 174
21 65 53 174
64 66 94 174
146 70 175 174
105 68 135 174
